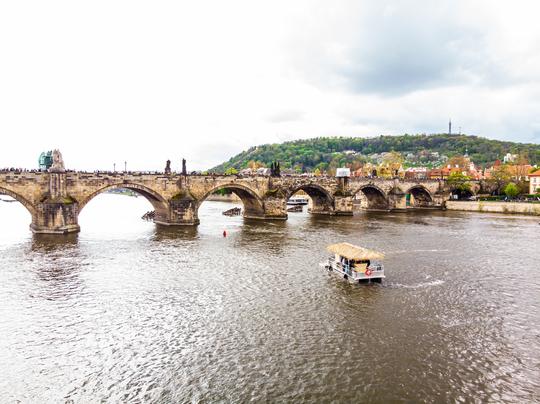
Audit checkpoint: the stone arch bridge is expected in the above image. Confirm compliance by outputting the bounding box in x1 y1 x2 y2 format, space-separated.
0 170 458 234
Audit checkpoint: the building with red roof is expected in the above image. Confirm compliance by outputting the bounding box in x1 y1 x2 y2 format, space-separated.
530 168 540 194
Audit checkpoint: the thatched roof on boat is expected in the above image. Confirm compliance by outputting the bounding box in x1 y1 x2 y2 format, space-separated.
327 242 385 260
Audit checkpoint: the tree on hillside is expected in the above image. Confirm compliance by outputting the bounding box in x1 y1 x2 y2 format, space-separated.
247 160 265 170
224 167 238 175
314 162 328 173
516 151 529 164
382 151 404 165
381 151 404 177
209 134 540 173
447 155 469 169
516 181 530 195
488 165 512 195
506 152 531 180
503 182 520 198
512 163 531 180
447 172 472 199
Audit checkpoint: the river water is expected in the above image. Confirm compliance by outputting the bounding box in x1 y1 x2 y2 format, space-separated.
0 194 539 403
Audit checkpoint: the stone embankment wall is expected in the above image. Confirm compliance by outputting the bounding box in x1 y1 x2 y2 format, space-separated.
446 201 540 216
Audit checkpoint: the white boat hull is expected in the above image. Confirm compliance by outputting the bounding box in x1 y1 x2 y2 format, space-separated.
320 261 385 283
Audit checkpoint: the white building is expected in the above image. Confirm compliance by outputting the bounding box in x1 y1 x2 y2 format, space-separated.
405 167 428 179
336 167 351 177
256 167 271 176
503 153 517 163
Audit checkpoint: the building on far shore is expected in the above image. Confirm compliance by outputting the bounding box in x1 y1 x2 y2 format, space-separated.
503 153 518 163
529 169 540 194
404 167 428 180
484 163 533 181
426 154 483 180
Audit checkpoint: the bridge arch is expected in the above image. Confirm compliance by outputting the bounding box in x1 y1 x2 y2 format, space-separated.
0 186 36 216
353 184 389 210
405 185 434 207
448 185 476 200
78 183 169 221
197 183 266 219
286 183 335 214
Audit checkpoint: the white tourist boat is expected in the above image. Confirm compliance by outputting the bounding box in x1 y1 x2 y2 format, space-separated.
287 196 309 205
321 242 385 283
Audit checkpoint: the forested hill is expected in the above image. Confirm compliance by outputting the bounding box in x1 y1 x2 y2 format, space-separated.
211 134 540 173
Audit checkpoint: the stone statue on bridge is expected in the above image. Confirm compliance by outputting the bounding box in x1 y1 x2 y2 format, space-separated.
164 160 171 175
270 161 281 177
182 159 187 175
48 149 65 173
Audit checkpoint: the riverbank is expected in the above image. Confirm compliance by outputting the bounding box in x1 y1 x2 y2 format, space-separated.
446 200 540 216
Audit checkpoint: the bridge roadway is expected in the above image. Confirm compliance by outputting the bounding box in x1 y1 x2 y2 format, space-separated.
0 170 457 234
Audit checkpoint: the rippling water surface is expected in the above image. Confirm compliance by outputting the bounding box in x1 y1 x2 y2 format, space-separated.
1 194 539 403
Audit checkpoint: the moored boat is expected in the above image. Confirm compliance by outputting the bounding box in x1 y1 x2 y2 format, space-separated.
321 242 385 283
223 207 242 216
287 196 309 205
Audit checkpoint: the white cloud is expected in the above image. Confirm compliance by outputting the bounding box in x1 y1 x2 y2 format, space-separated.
0 0 539 171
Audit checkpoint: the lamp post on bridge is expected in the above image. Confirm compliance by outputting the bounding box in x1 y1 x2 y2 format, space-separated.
113 163 116 172
124 161 127 173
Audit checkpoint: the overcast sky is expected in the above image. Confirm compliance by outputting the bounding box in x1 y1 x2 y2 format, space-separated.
1 0 539 171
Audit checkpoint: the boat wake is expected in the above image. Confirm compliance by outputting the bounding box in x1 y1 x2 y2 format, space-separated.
387 279 445 289
388 249 449 254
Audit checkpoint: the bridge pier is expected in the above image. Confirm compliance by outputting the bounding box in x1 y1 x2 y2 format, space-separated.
388 190 407 210
31 201 80 234
157 195 289 226
333 195 354 215
160 197 200 226
433 192 449 209
258 196 287 220
308 195 354 216
30 173 80 234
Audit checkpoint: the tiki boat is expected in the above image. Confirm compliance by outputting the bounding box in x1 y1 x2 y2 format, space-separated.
321 243 385 283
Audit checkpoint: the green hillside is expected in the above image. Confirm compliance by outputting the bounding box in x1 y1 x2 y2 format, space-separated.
211 134 540 173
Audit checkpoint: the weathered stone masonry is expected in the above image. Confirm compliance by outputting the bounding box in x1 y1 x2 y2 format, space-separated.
0 171 453 234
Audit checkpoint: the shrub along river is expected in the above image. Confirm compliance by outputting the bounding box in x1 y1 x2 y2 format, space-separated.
0 194 539 402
